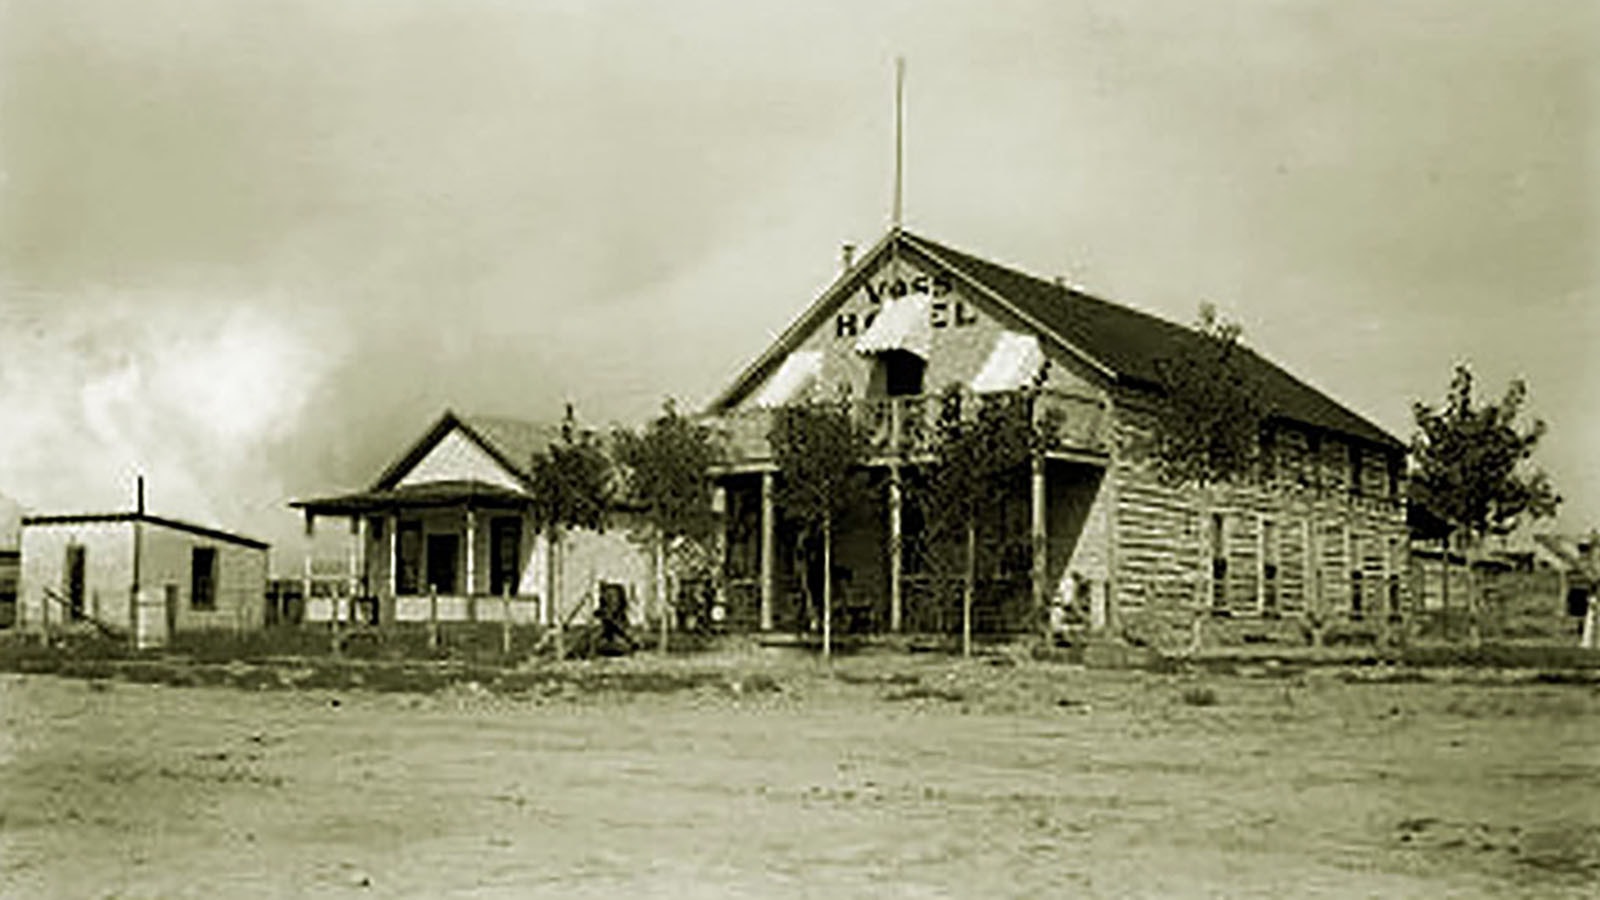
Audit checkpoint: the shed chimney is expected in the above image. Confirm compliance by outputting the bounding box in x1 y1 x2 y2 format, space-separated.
841 243 856 273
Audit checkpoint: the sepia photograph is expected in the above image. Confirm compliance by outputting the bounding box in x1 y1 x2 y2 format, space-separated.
1 1 1596 896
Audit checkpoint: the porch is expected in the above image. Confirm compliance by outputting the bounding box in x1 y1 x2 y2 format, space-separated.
709 388 1114 637
290 481 552 627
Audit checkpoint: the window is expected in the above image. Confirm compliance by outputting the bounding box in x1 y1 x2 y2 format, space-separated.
1260 518 1279 616
489 517 523 597
64 544 86 621
191 547 217 611
368 516 386 542
874 350 926 397
1209 513 1228 615
396 521 423 594
1348 534 1363 620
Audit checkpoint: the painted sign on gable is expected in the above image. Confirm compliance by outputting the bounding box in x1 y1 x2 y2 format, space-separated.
835 264 980 339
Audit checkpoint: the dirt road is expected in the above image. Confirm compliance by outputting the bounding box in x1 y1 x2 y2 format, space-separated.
2 656 1596 898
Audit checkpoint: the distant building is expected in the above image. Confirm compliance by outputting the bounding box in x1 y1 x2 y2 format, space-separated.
0 549 17 630
291 410 661 629
18 511 269 646
0 492 17 628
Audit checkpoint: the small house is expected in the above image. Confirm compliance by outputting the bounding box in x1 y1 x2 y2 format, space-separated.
290 411 660 630
18 511 269 646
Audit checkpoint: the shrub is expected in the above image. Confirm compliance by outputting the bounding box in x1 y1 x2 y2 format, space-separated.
1400 643 1600 670
166 627 336 663
1179 685 1219 707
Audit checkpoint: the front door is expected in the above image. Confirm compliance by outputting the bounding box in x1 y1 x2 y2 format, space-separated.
425 534 460 595
165 584 179 641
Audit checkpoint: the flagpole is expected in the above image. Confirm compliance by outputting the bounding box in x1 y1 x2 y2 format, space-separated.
892 56 905 233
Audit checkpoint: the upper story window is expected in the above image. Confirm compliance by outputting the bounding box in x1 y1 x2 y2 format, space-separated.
872 350 926 398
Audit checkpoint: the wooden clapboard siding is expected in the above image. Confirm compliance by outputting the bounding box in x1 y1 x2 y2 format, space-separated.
1278 516 1308 615
1357 445 1391 498
1113 473 1200 613
1276 425 1316 488
1104 396 1409 637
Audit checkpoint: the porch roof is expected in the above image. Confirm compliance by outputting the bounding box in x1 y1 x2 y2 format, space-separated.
290 480 532 515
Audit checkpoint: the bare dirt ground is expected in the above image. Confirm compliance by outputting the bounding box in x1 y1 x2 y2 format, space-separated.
2 650 1598 899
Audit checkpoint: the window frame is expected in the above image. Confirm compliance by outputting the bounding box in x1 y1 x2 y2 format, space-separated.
190 546 218 611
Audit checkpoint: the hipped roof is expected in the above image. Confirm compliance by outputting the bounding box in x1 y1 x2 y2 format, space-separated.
713 229 1403 450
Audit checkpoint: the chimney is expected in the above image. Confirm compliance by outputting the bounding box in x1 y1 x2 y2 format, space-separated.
841 243 856 273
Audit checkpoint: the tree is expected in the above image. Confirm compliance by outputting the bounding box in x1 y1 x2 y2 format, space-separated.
767 396 871 660
528 409 614 658
1145 304 1268 649
1147 303 1267 488
1410 364 1560 644
922 385 1057 654
614 400 723 652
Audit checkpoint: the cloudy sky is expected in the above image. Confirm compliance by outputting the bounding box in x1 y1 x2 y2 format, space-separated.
1 0 1595 563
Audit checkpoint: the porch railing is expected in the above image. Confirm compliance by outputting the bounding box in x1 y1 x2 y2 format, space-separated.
710 387 1110 468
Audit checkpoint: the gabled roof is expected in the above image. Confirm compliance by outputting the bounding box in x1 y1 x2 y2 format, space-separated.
370 410 564 491
906 233 1403 449
1532 533 1600 579
711 229 1402 450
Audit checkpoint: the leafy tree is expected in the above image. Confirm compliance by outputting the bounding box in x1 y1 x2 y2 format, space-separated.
1410 364 1560 643
767 397 871 659
921 385 1057 653
1147 303 1267 487
614 399 723 651
528 410 614 657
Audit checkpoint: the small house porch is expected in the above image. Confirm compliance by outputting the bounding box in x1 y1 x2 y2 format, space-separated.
291 481 551 627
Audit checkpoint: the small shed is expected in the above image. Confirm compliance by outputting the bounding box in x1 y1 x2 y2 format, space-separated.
19 511 269 647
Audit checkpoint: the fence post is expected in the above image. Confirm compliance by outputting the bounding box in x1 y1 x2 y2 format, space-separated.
428 585 439 652
501 586 512 657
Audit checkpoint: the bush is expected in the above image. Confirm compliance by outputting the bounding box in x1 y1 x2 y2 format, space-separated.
1179 685 1219 707
1399 643 1600 670
166 627 337 663
1322 622 1382 647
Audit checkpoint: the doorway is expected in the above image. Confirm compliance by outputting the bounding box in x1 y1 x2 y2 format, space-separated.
425 534 460 594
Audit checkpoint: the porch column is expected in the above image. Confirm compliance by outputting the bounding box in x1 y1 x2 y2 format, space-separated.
888 466 903 633
386 512 399 599
302 512 316 621
1031 455 1048 636
760 470 776 632
347 516 362 625
464 507 477 609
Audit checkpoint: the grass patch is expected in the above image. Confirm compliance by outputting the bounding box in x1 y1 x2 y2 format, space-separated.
884 684 967 703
